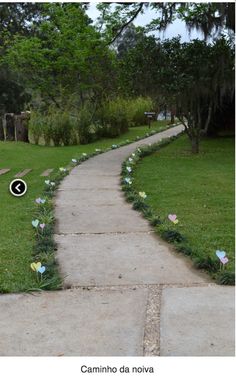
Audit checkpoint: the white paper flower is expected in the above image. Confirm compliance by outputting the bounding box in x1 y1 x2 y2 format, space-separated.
139 191 147 199
124 177 132 185
126 166 132 173
72 158 77 163
35 198 46 204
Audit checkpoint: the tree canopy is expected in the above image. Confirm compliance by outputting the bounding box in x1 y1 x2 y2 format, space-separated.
4 3 117 109
0 2 235 152
96 2 235 43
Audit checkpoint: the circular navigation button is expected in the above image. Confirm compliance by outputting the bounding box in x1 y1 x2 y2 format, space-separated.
9 179 28 197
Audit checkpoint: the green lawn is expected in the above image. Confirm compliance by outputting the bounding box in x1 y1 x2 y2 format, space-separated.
0 121 167 293
133 135 235 281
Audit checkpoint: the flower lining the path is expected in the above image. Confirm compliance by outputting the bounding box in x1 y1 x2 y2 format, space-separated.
59 167 67 172
139 191 147 199
121 132 233 285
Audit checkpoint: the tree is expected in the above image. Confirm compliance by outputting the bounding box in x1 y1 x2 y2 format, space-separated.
0 3 45 115
98 2 235 153
116 26 160 100
158 37 234 153
5 3 117 109
116 32 234 153
0 66 30 115
97 2 235 43
114 23 142 58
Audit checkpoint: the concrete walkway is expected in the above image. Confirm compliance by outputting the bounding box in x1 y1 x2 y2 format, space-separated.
0 125 234 356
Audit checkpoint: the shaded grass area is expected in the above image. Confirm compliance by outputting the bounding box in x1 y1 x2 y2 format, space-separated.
132 135 235 283
0 121 167 293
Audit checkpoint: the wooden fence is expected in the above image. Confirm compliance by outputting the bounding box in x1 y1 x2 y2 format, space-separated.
0 112 30 142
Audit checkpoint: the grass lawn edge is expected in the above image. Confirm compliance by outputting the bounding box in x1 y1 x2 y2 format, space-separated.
120 133 235 286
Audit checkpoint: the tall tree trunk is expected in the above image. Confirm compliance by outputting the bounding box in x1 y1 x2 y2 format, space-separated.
178 113 200 154
170 109 175 124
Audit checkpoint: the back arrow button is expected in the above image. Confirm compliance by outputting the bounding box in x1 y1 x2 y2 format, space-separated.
9 179 28 197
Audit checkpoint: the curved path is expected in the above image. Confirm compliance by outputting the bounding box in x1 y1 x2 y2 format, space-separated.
0 125 234 356
55 125 207 287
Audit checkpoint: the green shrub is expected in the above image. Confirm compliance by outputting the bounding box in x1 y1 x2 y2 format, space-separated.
161 229 186 243
193 254 219 272
28 96 155 145
28 110 44 144
29 108 76 146
175 244 193 256
216 271 235 285
128 97 154 126
41 118 51 146
47 108 75 146
99 97 131 137
149 215 162 226
75 103 97 144
98 96 154 136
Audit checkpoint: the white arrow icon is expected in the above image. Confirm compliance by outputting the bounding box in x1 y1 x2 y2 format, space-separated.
9 179 27 197
16 183 21 192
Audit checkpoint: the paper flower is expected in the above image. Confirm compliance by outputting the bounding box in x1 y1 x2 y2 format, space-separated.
82 153 87 156
139 192 147 199
128 158 133 162
38 266 46 274
126 166 132 173
59 167 67 172
30 262 46 274
95 149 101 152
220 257 229 265
111 144 117 149
39 223 45 230
124 177 132 185
215 250 229 265
72 158 77 163
30 262 41 272
35 198 46 204
132 153 136 157
168 214 179 224
32 219 39 228
45 180 55 187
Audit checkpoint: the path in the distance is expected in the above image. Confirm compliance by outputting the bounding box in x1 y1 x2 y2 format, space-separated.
0 125 234 356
